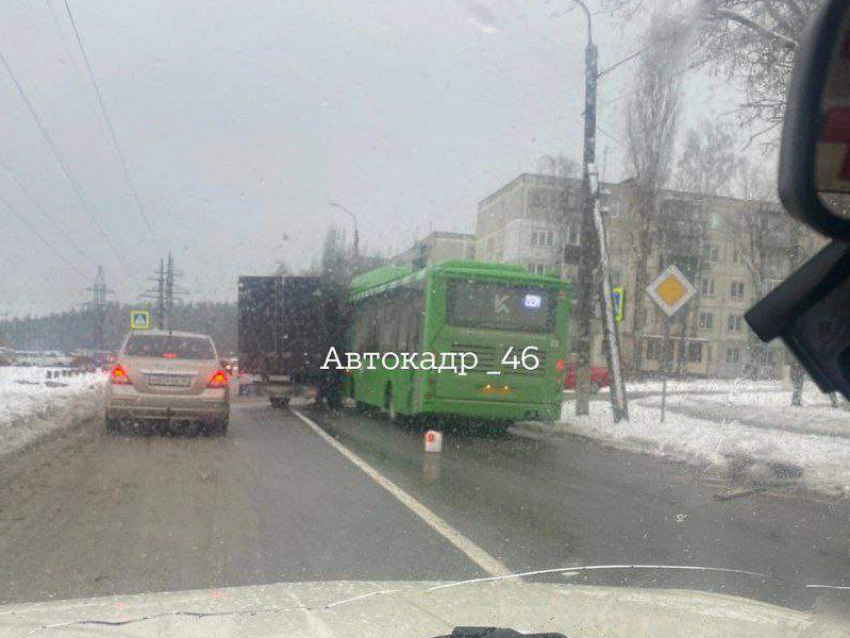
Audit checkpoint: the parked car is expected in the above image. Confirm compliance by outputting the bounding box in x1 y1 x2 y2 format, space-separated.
563 363 610 393
105 330 230 435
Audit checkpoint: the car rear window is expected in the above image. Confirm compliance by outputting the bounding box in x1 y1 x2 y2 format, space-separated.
123 335 215 360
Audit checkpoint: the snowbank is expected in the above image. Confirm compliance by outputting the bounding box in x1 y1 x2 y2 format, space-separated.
622 378 780 394
558 393 850 498
0 367 105 459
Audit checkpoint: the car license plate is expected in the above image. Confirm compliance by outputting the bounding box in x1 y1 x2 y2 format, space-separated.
148 374 191 387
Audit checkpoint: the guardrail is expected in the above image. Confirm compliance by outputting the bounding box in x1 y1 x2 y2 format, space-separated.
44 368 89 380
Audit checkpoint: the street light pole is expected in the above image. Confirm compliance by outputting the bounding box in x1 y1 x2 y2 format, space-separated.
329 202 360 263
571 0 597 417
568 0 628 421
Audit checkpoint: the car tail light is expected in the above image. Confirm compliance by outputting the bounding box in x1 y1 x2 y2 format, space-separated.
163 352 177 359
110 364 131 385
208 370 229 388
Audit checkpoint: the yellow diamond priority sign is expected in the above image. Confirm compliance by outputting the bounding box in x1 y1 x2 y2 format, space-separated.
647 265 696 317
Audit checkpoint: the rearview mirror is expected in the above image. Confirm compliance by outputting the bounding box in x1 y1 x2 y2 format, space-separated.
779 0 850 238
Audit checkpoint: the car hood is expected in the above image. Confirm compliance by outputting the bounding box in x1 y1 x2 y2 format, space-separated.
1 577 849 638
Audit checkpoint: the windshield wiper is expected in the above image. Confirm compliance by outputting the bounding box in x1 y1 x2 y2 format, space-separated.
433 628 567 638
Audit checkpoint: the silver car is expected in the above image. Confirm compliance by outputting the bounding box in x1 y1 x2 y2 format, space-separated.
105 330 230 435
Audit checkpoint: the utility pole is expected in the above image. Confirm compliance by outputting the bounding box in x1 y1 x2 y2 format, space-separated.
156 259 165 329
142 259 165 329
84 266 114 351
165 252 175 326
568 0 628 421
142 252 185 330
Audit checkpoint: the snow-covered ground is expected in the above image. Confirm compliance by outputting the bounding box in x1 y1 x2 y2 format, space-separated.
0 367 105 459
622 378 782 395
556 379 850 497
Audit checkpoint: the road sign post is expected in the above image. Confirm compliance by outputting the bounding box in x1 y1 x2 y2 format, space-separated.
661 315 670 422
646 265 696 423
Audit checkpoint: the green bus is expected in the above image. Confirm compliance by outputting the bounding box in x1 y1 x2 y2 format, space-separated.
344 260 571 424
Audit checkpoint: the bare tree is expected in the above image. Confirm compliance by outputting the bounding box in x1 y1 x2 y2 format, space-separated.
724 165 782 378
537 155 580 179
605 0 822 138
726 161 825 394
675 120 739 196
665 120 740 373
626 14 684 373
694 0 819 130
538 154 581 277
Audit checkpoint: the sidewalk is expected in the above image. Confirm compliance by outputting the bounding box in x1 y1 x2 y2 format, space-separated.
636 393 850 440
517 383 850 498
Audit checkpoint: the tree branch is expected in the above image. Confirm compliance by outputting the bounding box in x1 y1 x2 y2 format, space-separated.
709 8 799 50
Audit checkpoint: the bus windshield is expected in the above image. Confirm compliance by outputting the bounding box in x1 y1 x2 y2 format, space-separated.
446 279 556 334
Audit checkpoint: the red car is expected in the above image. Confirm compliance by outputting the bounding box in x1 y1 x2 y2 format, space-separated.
563 363 609 393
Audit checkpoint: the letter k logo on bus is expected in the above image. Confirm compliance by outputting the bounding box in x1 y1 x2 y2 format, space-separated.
494 294 510 314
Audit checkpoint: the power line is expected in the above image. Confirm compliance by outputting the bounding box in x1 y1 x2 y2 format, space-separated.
0 43 132 274
0 160 98 267
43 0 107 139
597 45 647 79
0 190 88 279
83 265 115 350
62 0 162 251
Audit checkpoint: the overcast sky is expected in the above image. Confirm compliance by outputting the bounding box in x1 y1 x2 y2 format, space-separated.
0 0 750 317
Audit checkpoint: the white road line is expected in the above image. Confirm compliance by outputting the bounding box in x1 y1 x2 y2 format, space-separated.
291 409 510 578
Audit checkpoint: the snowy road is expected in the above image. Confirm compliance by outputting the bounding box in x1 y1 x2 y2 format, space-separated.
0 399 849 612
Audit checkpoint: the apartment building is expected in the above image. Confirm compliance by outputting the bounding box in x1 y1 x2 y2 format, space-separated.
389 231 476 269
475 173 795 378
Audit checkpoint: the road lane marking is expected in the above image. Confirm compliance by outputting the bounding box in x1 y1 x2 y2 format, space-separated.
291 409 510 577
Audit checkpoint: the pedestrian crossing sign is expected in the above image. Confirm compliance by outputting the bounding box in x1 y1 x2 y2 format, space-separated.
612 287 624 323
130 310 150 331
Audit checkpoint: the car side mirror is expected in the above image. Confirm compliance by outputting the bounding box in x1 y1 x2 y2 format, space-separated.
746 240 850 396
779 0 850 238
747 0 850 400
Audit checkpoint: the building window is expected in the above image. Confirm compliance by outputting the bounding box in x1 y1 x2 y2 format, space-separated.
611 268 621 287
733 249 741 264
698 312 714 331
727 314 742 332
565 223 580 246
702 244 720 263
710 212 723 229
687 342 702 363
531 231 539 246
726 348 740 364
528 263 545 275
700 278 715 296
646 339 662 362
531 188 547 209
602 196 621 218
706 345 712 363
730 281 746 299
764 350 776 366
546 230 554 246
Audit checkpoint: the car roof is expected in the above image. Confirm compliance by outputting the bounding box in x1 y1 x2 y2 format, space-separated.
127 329 212 340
